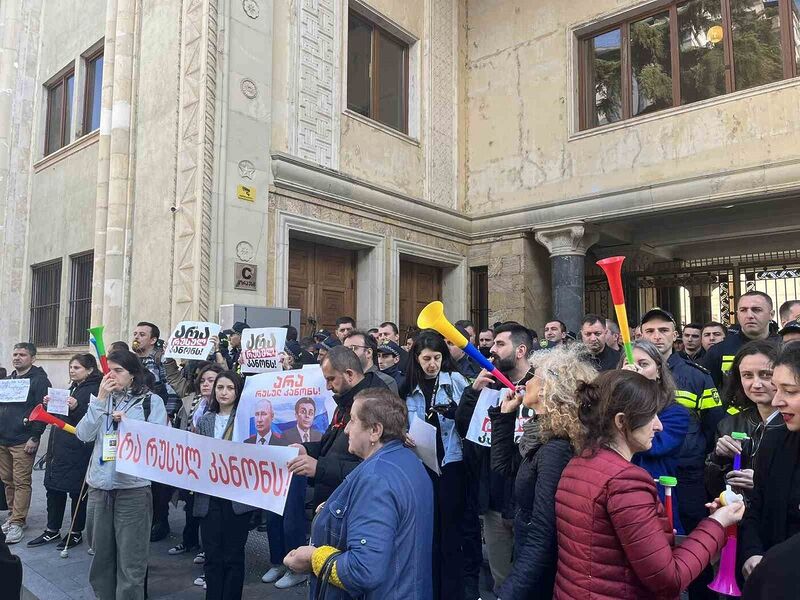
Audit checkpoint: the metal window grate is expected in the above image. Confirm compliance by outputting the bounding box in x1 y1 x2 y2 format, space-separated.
68 252 93 346
30 260 62 347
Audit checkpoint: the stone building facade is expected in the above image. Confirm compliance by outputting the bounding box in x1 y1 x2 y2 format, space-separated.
2 0 800 380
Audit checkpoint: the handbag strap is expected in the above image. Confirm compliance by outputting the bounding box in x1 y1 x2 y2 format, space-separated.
314 550 343 600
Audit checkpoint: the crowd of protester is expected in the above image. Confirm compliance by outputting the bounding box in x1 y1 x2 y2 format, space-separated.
2 295 800 599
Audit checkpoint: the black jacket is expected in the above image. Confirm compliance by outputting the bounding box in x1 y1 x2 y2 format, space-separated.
0 365 51 446
588 344 621 372
455 375 532 519
739 428 800 569
44 372 101 494
700 331 780 389
0 530 21 600
490 408 573 600
742 531 800 600
303 371 388 507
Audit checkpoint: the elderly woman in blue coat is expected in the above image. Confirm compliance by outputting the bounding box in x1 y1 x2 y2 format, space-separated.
283 387 433 599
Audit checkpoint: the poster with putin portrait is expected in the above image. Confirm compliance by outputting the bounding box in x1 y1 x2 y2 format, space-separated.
233 365 334 446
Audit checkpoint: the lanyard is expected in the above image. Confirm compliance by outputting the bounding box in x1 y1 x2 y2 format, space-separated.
426 374 441 419
105 394 139 432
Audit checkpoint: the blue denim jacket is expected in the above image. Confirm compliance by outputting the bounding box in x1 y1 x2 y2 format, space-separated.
405 371 467 467
310 440 433 600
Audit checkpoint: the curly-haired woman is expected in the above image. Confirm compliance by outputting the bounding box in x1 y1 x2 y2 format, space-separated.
489 343 597 600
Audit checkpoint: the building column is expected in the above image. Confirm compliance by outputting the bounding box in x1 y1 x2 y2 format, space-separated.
535 224 598 334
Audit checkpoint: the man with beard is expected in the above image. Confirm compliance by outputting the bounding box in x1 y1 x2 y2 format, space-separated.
478 329 494 357
580 314 620 371
455 322 533 597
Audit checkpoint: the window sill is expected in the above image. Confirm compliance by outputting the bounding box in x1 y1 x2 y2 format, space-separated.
343 109 420 147
570 77 800 141
33 129 100 172
36 348 83 360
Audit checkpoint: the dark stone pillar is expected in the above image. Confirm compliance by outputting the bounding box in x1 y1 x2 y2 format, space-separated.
535 224 599 335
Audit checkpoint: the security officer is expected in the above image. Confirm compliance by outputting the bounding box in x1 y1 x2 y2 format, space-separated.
700 291 779 389
641 307 724 600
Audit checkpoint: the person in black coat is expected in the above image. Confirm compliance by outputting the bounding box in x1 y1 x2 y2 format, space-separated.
27 354 100 550
286 346 388 508
739 342 800 583
489 343 597 600
742 531 800 599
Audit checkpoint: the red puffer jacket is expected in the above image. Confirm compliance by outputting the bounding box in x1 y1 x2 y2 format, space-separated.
554 448 725 599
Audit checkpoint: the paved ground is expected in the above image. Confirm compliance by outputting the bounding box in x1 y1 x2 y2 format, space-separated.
9 431 497 599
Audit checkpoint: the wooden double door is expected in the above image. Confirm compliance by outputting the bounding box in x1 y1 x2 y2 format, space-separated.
288 241 357 338
399 259 442 342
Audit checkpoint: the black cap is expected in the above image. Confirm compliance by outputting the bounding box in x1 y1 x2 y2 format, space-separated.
285 340 303 359
313 329 331 342
779 318 800 337
640 308 676 326
322 336 341 349
377 341 401 357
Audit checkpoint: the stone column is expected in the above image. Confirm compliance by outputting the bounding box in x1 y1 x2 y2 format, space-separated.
535 224 598 334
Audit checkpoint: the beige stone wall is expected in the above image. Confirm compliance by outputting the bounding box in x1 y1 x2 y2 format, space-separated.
463 0 800 215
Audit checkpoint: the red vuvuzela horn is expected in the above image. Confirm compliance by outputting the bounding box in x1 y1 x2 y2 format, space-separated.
26 404 76 435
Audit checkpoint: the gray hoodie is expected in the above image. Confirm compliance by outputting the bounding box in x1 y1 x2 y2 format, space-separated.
76 390 167 490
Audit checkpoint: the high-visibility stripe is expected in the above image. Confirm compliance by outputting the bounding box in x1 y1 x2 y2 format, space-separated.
727 406 740 415
675 390 699 409
721 355 735 373
699 388 722 410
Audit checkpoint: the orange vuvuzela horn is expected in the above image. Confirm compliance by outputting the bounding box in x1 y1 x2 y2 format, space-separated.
596 256 634 365
25 404 76 435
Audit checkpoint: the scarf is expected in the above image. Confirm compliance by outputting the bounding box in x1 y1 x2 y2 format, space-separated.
518 416 542 458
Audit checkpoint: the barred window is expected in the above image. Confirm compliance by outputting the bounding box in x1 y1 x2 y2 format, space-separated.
30 260 62 347
68 253 93 346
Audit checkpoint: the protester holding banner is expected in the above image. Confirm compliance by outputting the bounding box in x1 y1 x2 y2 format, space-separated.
75 350 167 600
164 360 225 558
27 354 100 551
403 329 469 600
288 346 388 509
193 370 256 600
488 343 596 600
283 387 433 599
0 342 51 545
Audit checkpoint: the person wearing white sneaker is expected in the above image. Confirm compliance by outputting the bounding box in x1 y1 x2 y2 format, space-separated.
261 565 286 584
274 570 308 589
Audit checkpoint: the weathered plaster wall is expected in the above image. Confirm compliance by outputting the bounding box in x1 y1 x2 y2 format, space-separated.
464 0 800 215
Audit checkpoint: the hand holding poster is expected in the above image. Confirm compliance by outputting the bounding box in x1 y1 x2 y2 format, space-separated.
116 418 298 515
46 388 70 416
234 365 334 444
239 328 288 373
164 321 222 361
466 387 533 447
0 379 30 403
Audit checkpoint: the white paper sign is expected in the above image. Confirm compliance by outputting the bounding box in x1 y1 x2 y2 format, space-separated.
465 387 533 447
165 321 222 361
0 379 30 403
410 416 440 475
46 388 70 416
234 366 334 444
239 328 288 373
117 418 299 515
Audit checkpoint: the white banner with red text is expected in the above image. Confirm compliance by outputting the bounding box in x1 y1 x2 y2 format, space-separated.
116 418 299 515
465 388 534 447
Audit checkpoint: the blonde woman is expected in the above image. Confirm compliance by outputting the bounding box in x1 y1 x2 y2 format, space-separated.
489 343 597 600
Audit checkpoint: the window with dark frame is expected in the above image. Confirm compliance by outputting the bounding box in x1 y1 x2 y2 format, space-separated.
30 260 62 348
67 253 93 346
580 0 800 130
470 266 489 332
45 69 75 155
347 12 410 134
83 50 104 135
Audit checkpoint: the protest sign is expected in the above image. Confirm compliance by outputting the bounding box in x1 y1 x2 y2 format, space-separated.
465 387 533 447
234 366 333 445
117 418 298 515
164 321 221 361
239 328 288 373
46 388 70 416
0 379 30 403
409 416 440 475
